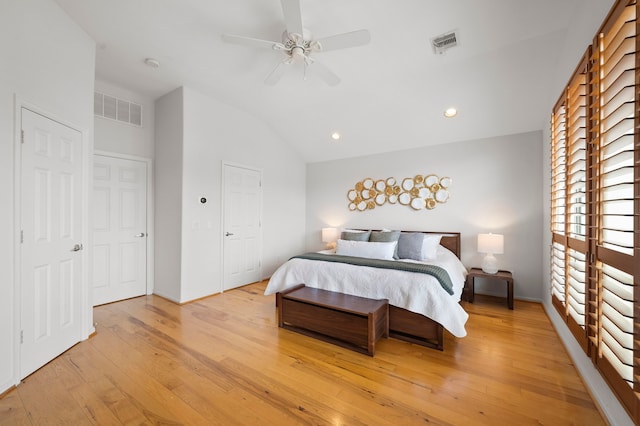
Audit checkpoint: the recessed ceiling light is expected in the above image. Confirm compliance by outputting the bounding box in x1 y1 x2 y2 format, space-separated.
331 132 341 140
444 107 457 118
144 58 160 68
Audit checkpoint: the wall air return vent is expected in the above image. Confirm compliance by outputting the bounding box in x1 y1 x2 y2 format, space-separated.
94 91 142 127
431 30 459 54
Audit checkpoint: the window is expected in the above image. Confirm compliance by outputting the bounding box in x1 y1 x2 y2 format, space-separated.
551 51 589 350
550 0 639 421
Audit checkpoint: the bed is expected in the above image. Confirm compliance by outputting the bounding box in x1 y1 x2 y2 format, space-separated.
264 231 468 350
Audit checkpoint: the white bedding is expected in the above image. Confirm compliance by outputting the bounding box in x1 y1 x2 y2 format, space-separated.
264 245 469 337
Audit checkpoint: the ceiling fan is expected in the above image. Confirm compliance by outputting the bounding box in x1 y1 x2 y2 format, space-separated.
221 0 371 86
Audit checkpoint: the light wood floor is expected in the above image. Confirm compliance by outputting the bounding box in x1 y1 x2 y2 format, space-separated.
0 281 605 425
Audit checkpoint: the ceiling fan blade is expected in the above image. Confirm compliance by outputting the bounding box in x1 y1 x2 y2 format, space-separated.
221 34 285 51
315 29 371 52
264 59 290 85
308 59 340 86
281 0 304 36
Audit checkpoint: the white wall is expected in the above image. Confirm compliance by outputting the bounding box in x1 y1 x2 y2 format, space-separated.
154 88 184 301
307 131 543 301
540 1 632 425
181 87 307 301
0 0 95 394
94 79 155 159
154 87 306 303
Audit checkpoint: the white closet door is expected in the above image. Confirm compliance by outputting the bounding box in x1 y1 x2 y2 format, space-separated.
20 108 84 379
92 155 148 306
223 164 262 291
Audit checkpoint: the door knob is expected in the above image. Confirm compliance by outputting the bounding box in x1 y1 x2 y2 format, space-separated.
71 243 83 252
134 233 146 237
225 232 234 236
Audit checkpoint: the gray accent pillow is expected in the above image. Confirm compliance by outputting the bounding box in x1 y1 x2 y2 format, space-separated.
397 232 425 260
341 230 371 241
369 230 401 258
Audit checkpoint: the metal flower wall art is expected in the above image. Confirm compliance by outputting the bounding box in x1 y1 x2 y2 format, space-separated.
347 175 451 212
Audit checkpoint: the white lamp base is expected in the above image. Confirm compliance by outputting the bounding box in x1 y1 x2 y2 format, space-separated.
481 253 498 274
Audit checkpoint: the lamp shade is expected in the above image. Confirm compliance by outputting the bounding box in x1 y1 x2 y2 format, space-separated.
321 227 339 243
477 233 503 274
477 233 504 254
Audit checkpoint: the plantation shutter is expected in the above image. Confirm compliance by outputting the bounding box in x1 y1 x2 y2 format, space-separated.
550 101 567 308
551 1 639 420
587 0 639 412
551 54 589 350
566 64 588 335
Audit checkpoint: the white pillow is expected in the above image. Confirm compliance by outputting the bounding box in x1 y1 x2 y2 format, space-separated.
422 234 443 261
336 239 397 260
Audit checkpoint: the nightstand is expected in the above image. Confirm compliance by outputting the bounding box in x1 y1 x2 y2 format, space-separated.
465 268 514 309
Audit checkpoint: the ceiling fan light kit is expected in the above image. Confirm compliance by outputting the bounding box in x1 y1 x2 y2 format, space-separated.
222 0 371 86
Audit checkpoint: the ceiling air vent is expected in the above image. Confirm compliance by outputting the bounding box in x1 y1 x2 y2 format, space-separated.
431 30 458 54
94 91 142 127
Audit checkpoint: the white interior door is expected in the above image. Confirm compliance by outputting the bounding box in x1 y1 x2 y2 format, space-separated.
20 108 84 379
223 164 262 291
92 155 148 306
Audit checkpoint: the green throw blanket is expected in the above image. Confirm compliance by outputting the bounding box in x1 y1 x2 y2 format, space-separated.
291 252 454 295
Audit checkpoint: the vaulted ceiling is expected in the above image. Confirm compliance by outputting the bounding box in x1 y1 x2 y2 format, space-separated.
55 0 588 162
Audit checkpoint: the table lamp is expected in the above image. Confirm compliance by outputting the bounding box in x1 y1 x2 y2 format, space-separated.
322 227 339 250
477 233 504 274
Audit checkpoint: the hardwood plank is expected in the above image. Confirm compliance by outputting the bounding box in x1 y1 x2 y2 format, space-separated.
0 391 30 425
15 358 91 425
0 283 606 425
66 380 126 425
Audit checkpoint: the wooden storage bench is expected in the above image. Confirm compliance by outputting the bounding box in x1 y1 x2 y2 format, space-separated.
276 284 389 356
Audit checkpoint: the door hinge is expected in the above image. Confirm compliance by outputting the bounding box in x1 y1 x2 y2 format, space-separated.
20 230 23 243
21 130 24 144
20 330 23 344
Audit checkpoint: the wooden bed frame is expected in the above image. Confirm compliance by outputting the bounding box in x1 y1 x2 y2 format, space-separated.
275 231 461 351
385 231 460 351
